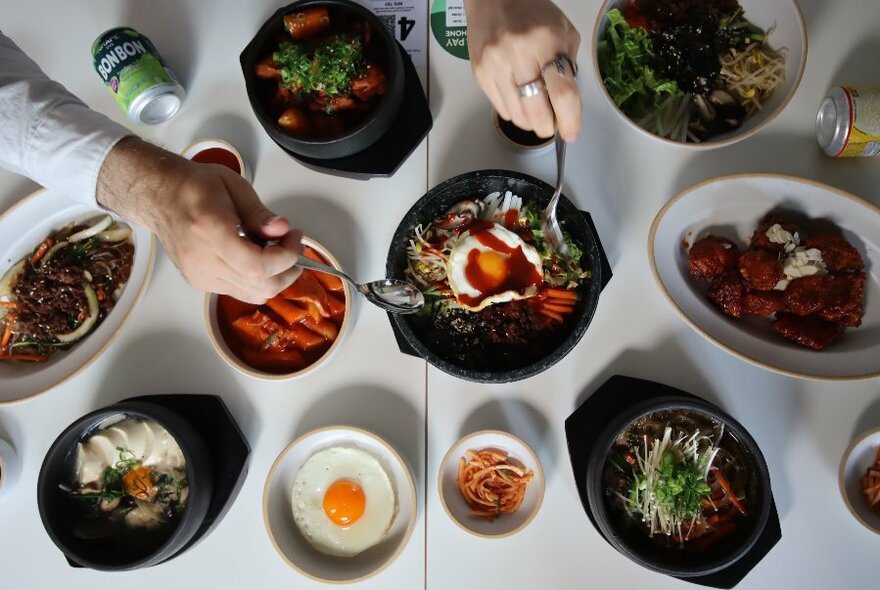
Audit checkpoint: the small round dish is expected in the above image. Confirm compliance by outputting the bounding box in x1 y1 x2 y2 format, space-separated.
438 430 544 538
492 111 554 156
204 236 351 380
263 426 416 583
0 189 155 405
839 426 880 535
181 138 248 180
0 438 21 505
592 0 807 148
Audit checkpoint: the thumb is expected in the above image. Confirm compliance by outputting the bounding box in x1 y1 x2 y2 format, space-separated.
224 176 290 238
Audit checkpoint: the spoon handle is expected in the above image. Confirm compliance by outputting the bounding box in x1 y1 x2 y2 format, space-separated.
295 256 355 286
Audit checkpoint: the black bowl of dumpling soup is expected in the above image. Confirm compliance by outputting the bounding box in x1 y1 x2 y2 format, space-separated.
38 402 213 570
387 170 607 383
586 397 772 577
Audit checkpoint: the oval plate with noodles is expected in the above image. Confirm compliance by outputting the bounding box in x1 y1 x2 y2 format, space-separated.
0 189 154 403
439 430 544 538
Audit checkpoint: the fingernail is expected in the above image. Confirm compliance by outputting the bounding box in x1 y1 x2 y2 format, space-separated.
263 215 282 226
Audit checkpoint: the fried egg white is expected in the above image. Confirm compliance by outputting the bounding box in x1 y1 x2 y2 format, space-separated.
447 223 544 312
291 446 397 557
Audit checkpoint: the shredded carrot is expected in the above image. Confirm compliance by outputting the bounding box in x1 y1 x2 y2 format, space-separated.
96 287 106 302
30 238 54 264
543 288 578 301
539 309 564 323
1 315 14 349
0 354 48 362
542 302 575 314
0 301 16 308
711 467 747 515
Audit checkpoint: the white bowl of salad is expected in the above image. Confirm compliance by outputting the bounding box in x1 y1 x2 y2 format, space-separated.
592 0 807 147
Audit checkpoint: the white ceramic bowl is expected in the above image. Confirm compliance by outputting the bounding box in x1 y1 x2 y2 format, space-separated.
650 173 880 380
204 237 352 380
592 0 807 148
0 438 21 505
263 426 417 583
0 189 155 404
181 138 249 181
840 427 880 535
439 430 544 538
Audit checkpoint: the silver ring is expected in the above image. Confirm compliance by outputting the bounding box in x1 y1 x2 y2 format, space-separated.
541 54 576 78
517 78 546 98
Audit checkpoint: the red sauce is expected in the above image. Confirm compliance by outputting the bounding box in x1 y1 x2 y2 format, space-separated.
192 147 241 174
458 223 543 308
503 209 519 229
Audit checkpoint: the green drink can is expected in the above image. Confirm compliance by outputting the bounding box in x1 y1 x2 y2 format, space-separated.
91 27 185 125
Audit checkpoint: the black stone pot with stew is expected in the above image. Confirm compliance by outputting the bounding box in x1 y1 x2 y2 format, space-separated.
38 401 213 570
241 0 405 160
585 396 773 578
386 170 611 383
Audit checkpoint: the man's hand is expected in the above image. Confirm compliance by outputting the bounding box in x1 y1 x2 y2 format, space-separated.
465 0 582 142
97 137 303 303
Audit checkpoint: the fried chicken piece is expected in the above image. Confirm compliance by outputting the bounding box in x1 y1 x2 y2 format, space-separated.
739 249 784 291
749 215 798 252
783 274 833 316
818 272 865 327
708 270 745 318
688 235 740 281
743 289 785 317
805 234 864 272
773 313 843 350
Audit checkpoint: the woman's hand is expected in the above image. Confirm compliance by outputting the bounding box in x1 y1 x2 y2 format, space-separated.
464 0 582 141
97 137 303 303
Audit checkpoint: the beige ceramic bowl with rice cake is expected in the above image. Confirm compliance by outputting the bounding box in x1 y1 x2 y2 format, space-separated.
204 237 352 380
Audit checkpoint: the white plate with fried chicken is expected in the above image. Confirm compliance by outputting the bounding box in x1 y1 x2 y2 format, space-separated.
650 174 880 380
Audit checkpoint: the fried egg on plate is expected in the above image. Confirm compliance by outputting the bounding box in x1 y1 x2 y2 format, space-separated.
291 446 397 557
447 223 544 312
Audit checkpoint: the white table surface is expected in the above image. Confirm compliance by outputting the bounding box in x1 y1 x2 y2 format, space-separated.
1 0 879 588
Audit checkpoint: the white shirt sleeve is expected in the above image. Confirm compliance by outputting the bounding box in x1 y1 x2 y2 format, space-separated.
0 32 132 206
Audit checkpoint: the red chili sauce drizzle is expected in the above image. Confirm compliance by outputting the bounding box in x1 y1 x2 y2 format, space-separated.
458 221 543 308
192 147 241 174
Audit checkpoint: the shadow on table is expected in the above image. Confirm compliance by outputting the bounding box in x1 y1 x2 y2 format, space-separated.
671 130 880 202
795 0 832 31
91 330 260 446
294 384 423 503
571 332 802 519
271 195 362 280
459 398 556 477
0 178 40 213
830 36 880 90
124 0 197 90
852 398 880 442
193 113 260 179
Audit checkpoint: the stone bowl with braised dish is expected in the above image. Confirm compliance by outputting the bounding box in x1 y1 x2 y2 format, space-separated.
241 0 404 159
37 401 213 570
386 170 609 383
586 396 772 577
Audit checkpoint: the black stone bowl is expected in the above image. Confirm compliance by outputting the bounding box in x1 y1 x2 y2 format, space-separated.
38 401 214 570
585 396 772 578
241 0 405 160
385 170 608 383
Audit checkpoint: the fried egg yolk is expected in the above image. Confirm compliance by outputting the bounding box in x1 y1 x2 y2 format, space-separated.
323 479 366 526
447 222 544 311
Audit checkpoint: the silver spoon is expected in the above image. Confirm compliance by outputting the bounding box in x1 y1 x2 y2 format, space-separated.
235 225 424 314
540 132 572 262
